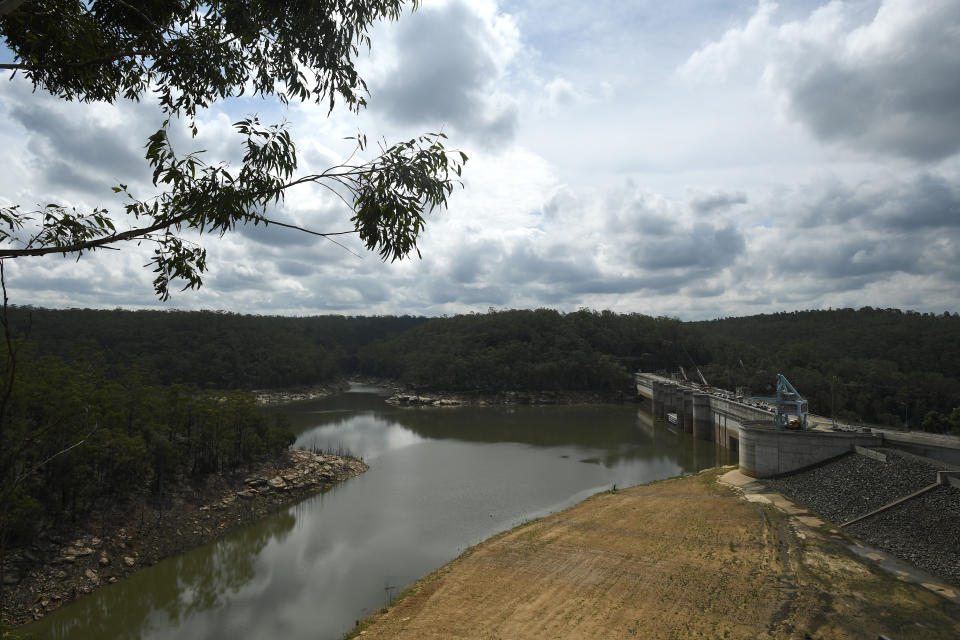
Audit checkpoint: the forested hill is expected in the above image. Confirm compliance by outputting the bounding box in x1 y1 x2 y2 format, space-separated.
691 309 960 431
6 307 426 389
7 306 960 432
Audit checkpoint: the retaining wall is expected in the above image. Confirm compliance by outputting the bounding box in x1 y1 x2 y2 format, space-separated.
739 423 883 478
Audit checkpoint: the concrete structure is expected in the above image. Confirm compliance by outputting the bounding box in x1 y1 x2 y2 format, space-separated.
636 372 774 451
738 423 882 478
882 432 960 467
637 371 960 479
692 393 712 442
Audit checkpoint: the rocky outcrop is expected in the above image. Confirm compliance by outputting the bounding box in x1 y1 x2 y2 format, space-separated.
253 383 348 405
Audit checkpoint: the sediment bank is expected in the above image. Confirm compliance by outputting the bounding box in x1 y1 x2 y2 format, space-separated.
348 468 960 640
1 449 367 627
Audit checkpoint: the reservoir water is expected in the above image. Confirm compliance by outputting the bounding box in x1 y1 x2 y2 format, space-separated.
27 385 730 639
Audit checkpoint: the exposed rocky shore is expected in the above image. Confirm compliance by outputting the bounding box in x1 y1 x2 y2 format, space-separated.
253 381 349 405
764 449 960 586
385 388 624 407
1 449 367 627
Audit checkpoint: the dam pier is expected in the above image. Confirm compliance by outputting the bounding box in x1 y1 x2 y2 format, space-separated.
635 372 960 477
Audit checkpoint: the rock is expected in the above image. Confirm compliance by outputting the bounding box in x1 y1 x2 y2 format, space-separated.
56 570 68 580
108 577 117 584
236 489 256 499
74 546 95 557
267 476 286 489
98 555 110 566
84 568 98 582
123 556 136 567
62 555 76 564
90 537 102 547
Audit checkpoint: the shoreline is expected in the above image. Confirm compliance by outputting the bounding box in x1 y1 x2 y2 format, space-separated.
1 449 367 628
249 377 632 408
346 467 960 639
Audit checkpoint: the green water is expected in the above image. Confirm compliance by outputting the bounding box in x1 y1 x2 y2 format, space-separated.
26 385 729 639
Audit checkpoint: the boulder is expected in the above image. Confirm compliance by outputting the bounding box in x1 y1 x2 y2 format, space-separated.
123 556 136 568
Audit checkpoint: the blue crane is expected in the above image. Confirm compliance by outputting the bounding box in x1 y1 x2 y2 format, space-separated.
750 374 808 430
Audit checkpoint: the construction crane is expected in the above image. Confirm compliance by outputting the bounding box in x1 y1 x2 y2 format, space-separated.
750 374 808 430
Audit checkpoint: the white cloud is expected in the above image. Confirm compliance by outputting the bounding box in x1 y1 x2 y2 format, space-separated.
1 0 958 319
682 0 960 161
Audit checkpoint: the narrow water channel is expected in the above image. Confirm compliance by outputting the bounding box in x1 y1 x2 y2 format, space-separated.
26 386 730 639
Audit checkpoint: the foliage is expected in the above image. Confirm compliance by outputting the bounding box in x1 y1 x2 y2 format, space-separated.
691 308 960 430
5 305 959 430
0 346 294 546
0 0 466 297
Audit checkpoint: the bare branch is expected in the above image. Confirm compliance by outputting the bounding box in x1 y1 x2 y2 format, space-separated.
256 217 363 258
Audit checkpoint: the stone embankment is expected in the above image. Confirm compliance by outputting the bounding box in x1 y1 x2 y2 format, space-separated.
1 449 367 627
764 449 960 586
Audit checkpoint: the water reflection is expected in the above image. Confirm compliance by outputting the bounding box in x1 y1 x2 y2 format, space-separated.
33 511 296 640
27 390 727 640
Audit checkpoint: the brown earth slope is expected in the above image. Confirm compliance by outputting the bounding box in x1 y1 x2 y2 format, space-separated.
350 469 960 640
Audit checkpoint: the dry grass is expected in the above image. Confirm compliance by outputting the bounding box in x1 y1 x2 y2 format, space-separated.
346 469 960 640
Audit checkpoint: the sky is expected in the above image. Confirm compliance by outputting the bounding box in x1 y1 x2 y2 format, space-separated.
1 0 959 319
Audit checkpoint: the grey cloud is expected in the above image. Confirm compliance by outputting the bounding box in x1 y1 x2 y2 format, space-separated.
631 223 744 270
371 1 518 147
799 173 960 230
690 191 747 215
9 102 146 181
774 235 925 285
448 239 503 284
782 2 960 161
276 260 315 277
237 220 321 248
878 174 960 231
497 243 602 287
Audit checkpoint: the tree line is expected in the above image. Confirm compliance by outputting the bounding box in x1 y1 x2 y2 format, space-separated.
3 304 959 552
0 343 294 548
5 305 959 431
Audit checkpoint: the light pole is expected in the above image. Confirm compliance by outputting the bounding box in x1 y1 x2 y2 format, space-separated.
831 376 837 428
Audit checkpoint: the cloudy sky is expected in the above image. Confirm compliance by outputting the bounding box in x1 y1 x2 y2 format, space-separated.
1 0 958 319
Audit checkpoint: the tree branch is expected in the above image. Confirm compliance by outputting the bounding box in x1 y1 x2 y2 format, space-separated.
0 0 28 18
256 217 362 258
0 212 193 259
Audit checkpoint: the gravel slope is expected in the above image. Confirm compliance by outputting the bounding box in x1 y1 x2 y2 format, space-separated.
763 449 960 587
846 485 960 587
763 450 942 523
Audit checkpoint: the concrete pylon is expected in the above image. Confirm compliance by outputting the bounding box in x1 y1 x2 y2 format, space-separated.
693 393 713 442
681 389 694 434
652 382 664 419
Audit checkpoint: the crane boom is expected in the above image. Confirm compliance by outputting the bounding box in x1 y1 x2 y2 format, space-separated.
749 373 808 430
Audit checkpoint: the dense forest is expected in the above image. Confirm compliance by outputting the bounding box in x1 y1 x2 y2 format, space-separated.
3 305 958 549
0 345 294 547
6 305 960 431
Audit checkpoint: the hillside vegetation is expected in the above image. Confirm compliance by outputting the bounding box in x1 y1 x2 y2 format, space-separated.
3 305 957 553
6 306 960 432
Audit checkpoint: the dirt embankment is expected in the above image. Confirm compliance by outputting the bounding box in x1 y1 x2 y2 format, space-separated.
1 449 367 627
349 469 960 640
